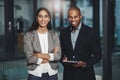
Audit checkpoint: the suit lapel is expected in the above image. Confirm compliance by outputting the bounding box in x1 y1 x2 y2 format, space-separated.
67 27 74 52
48 31 51 52
33 30 42 52
74 24 85 51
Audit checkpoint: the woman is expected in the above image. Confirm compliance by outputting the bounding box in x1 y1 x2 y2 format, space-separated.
24 7 61 80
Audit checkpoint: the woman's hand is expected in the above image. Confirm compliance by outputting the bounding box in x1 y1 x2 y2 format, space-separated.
33 53 40 57
33 53 50 60
33 53 49 64
53 47 58 53
41 59 49 64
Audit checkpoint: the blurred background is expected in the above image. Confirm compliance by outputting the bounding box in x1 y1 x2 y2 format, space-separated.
0 0 120 80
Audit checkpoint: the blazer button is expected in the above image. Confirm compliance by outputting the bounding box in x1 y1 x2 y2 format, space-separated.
73 56 75 58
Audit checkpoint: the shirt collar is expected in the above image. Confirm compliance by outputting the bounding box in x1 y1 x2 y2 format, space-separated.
70 22 82 32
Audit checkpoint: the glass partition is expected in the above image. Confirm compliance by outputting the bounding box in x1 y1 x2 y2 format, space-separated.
0 0 33 80
113 0 120 80
0 0 5 79
14 0 33 58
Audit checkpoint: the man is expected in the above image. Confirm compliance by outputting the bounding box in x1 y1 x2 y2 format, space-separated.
60 6 102 80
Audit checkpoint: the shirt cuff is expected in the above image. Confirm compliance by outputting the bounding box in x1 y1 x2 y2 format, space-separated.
49 53 54 61
37 58 42 65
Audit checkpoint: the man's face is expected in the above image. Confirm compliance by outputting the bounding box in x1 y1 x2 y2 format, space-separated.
68 9 82 28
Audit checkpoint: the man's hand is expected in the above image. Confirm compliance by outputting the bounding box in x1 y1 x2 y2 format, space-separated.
63 56 68 62
72 61 87 68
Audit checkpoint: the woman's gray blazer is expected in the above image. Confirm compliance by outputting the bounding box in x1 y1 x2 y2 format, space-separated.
24 30 61 70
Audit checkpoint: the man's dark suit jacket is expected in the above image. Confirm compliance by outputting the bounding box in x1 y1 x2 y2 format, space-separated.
60 23 102 80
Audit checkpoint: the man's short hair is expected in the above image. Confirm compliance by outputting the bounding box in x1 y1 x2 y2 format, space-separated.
68 6 82 15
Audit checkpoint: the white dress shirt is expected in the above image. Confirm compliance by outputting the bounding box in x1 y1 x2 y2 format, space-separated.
71 22 82 49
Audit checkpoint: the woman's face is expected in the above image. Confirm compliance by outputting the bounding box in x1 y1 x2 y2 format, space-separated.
36 10 50 28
